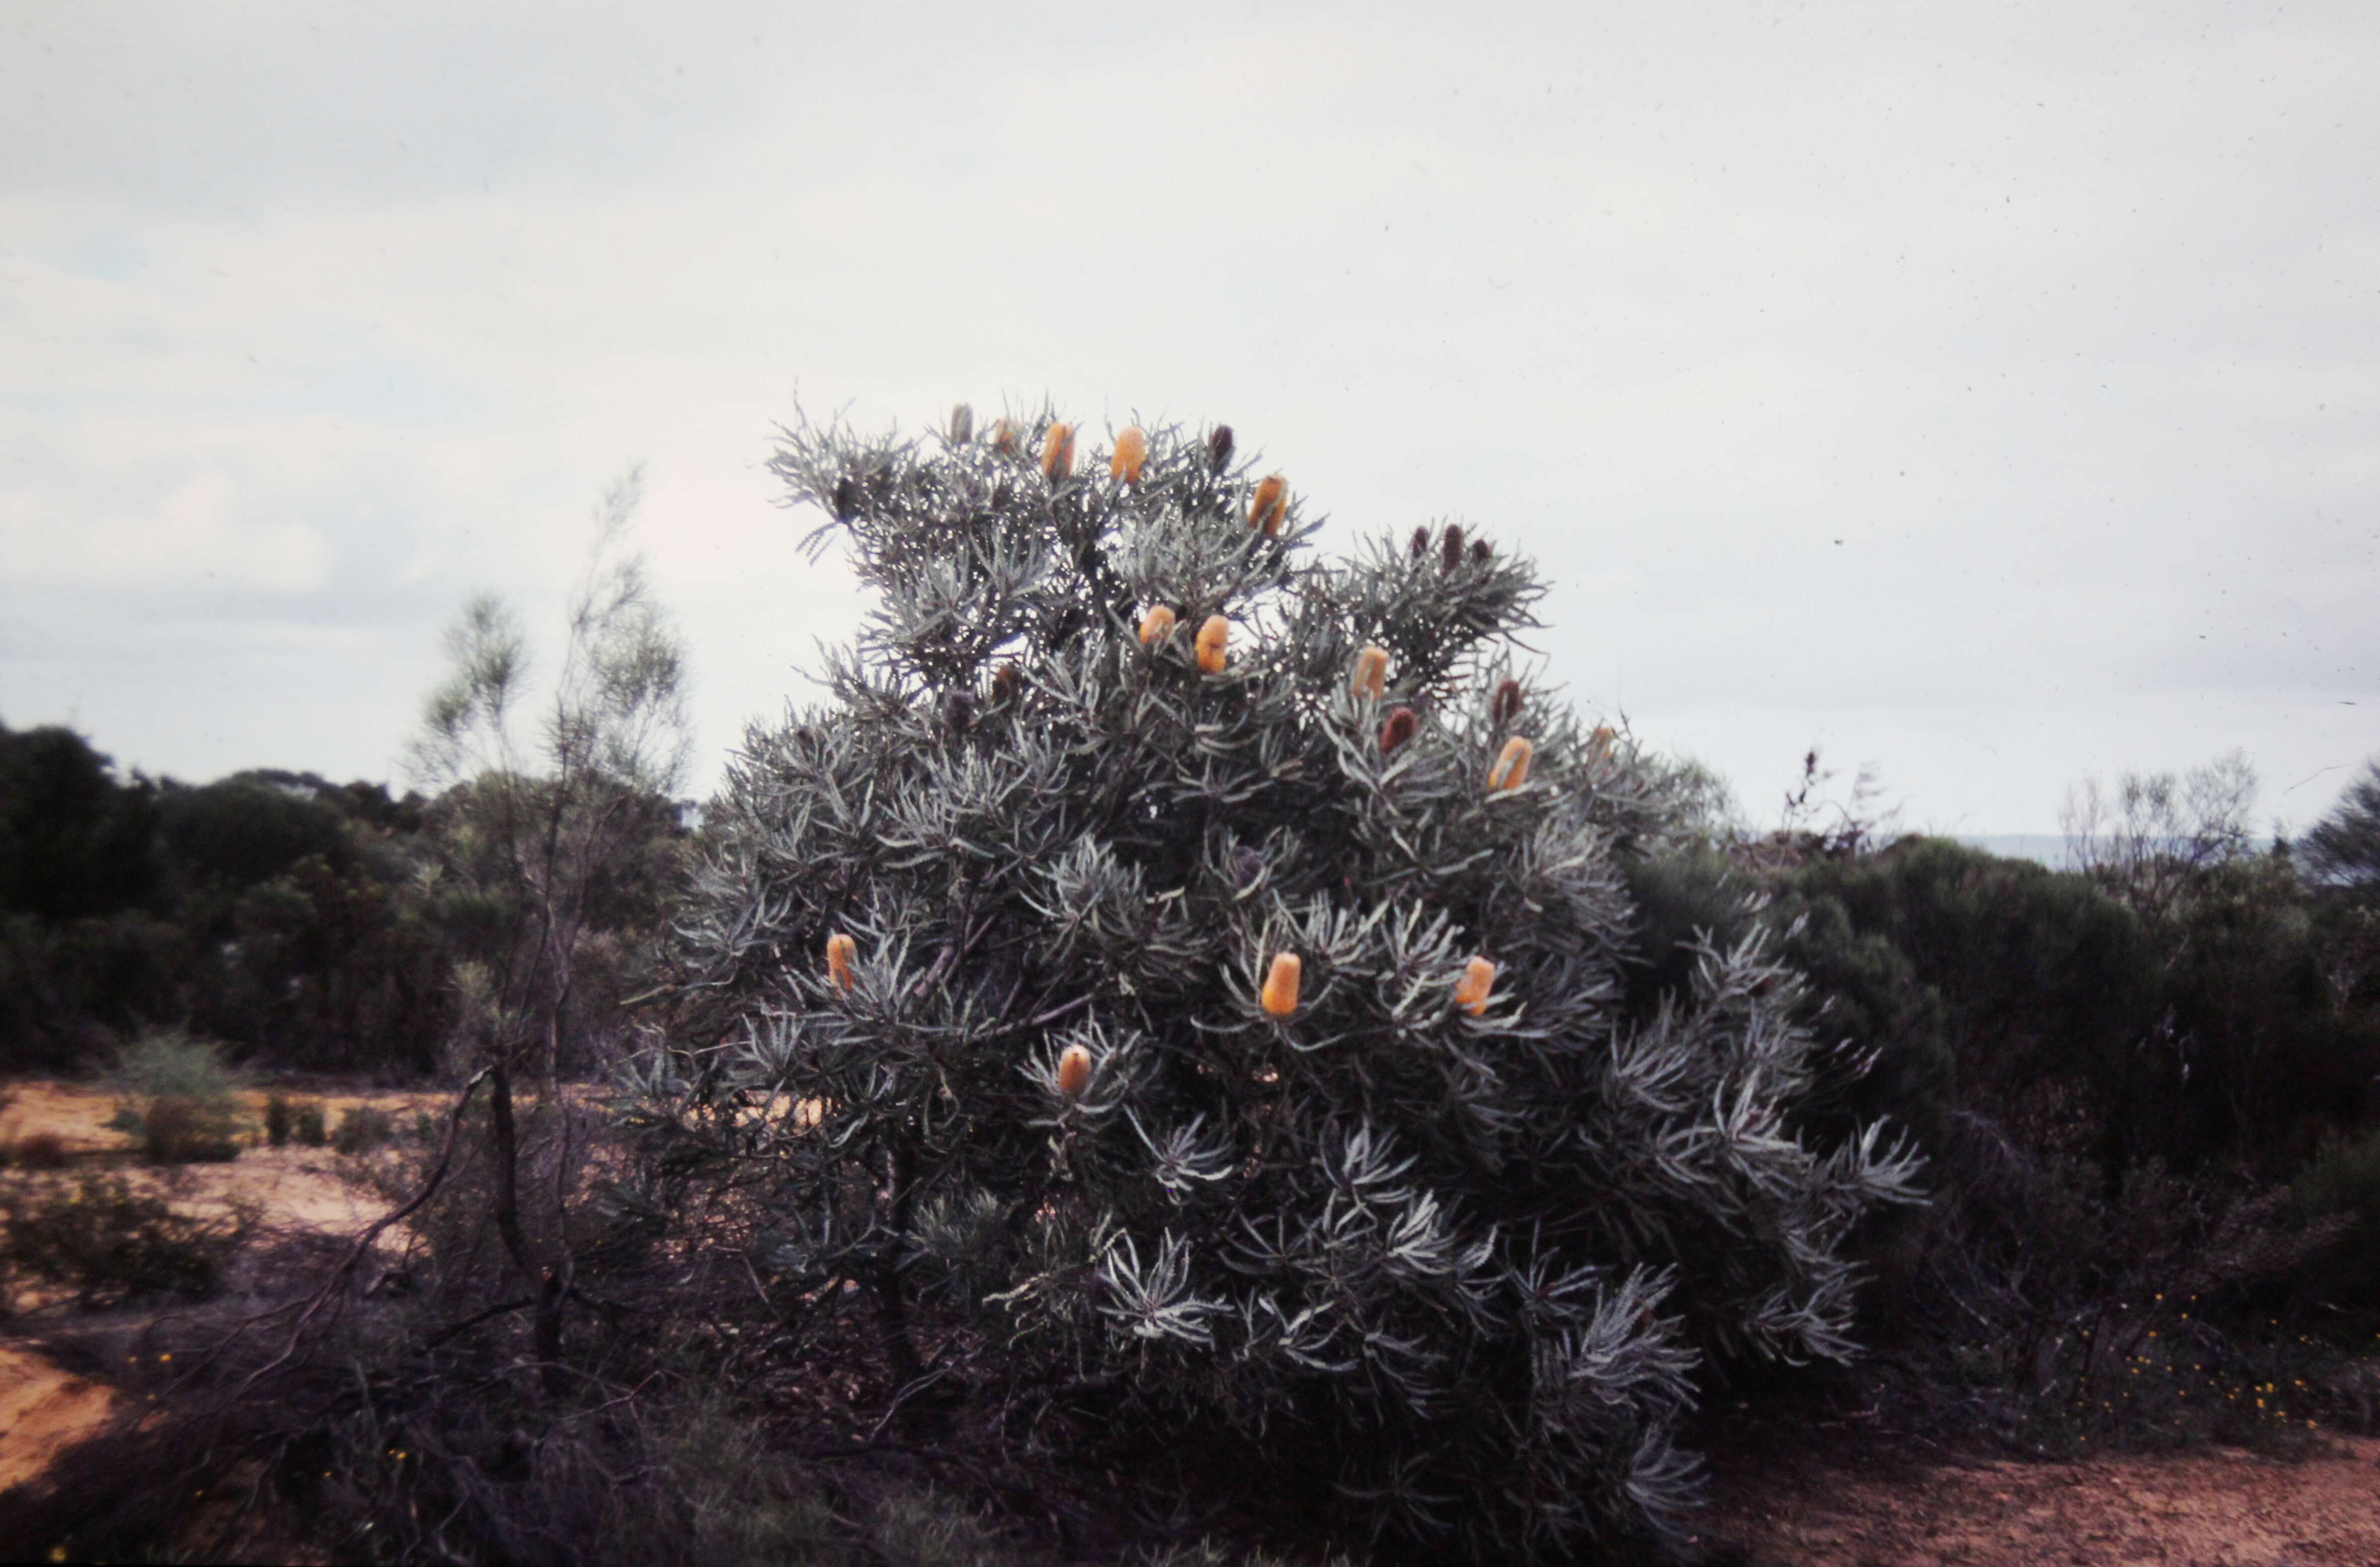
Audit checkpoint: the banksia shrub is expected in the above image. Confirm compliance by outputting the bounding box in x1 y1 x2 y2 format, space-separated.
664 408 1921 1562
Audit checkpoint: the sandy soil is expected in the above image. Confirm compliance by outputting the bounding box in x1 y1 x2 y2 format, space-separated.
10 1076 2380 1561
1702 1432 2380 1565
2 1077 453 1501
0 1342 116 1495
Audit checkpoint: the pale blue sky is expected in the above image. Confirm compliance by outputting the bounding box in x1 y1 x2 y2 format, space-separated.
3 1 2373 832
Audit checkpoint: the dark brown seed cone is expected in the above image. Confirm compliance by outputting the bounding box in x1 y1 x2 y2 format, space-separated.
1410 525 1431 558
1469 539 1492 564
1379 706 1420 753
1207 424 1235 471
950 403 974 444
1441 524 1465 571
991 663 1021 707
1491 678 1523 728
943 690 975 738
831 475 860 520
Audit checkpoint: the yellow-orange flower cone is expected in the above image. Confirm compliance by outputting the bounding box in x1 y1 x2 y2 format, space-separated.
825 932 856 991
1351 645 1389 701
1111 426 1149 483
1196 614 1230 674
1138 605 1178 646
1454 956 1497 1016
1248 474 1288 534
1260 952 1302 1017
991 419 1018 457
1488 736 1534 793
1041 422 1075 479
1056 1043 1093 1099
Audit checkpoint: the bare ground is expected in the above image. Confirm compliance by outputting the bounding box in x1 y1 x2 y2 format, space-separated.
1 1077 443 1504
9 1078 2380 1563
1696 1421 2380 1566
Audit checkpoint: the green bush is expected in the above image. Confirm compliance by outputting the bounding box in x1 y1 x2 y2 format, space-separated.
1 1172 240 1305
105 1026 244 1102
5 1133 72 1171
106 1029 247 1163
332 1105 395 1155
2291 1128 2380 1314
141 1094 242 1164
264 1093 291 1147
292 1099 328 1146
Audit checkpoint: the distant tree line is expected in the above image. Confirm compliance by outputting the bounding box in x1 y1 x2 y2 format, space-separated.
0 717 687 1079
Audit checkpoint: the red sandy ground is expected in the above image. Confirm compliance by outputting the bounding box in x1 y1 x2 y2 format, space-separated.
1702 1433 2380 1565
9 1078 2380 1562
1 1078 445 1500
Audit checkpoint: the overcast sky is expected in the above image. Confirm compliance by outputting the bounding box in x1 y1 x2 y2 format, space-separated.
4 1 2373 834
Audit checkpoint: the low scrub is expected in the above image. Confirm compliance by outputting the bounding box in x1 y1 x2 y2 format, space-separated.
331 1104 396 1154
1 1172 245 1307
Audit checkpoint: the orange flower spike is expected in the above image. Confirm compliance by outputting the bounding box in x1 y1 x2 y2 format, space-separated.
1041 422 1076 480
1260 952 1303 1017
1351 645 1390 701
1454 956 1497 1016
825 932 857 991
1587 725 1616 763
1056 1043 1093 1099
1111 426 1149 484
1488 736 1534 793
1138 605 1178 646
949 404 974 444
991 418 1018 458
1248 474 1288 534
1195 614 1230 674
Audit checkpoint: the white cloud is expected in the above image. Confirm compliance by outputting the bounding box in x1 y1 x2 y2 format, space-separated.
0 0 2373 825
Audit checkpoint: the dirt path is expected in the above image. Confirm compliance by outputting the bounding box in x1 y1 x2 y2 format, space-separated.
1703 1434 2380 1565
0 1343 115 1495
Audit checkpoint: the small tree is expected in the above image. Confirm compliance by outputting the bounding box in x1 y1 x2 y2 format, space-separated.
408 466 692 1372
652 407 1920 1558
2061 749 2260 922
2301 755 2380 893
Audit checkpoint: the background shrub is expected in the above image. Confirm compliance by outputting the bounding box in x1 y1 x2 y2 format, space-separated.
1 1173 241 1306
106 1029 247 1164
291 1099 328 1147
332 1105 395 1155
